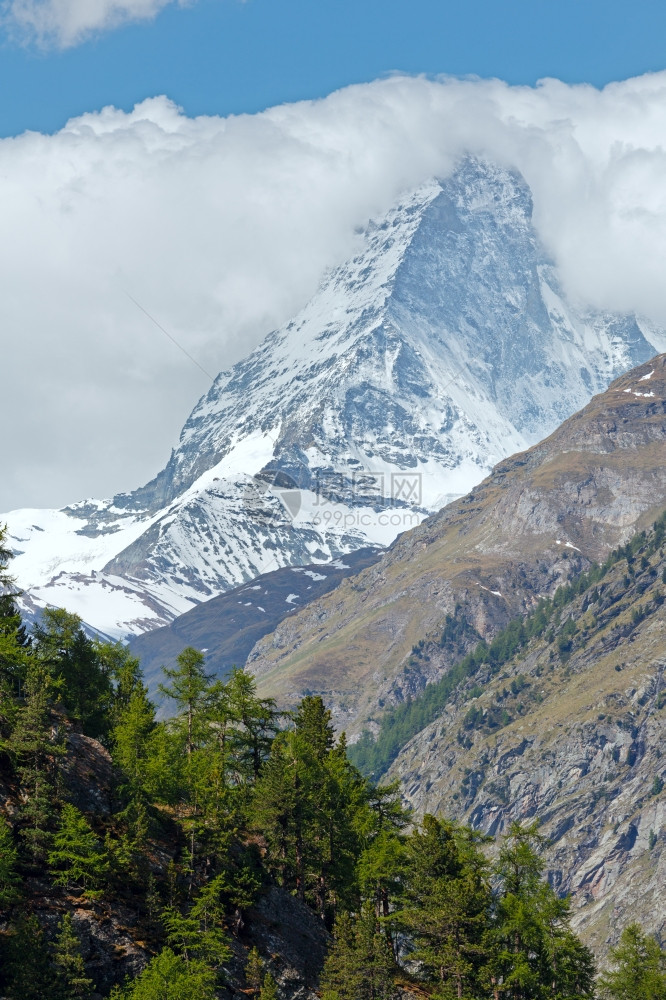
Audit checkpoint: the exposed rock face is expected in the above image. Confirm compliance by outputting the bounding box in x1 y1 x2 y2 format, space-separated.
387 525 666 957
59 730 114 816
237 887 330 1000
21 883 329 1000
247 355 666 735
29 893 151 994
5 160 664 640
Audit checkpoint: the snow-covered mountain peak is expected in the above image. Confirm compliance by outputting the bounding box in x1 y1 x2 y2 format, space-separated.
5 158 665 639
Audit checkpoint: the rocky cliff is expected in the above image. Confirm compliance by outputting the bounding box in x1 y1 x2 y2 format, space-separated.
387 509 666 958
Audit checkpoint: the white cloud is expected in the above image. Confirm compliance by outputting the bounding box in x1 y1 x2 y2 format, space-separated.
2 0 186 47
3 73 666 511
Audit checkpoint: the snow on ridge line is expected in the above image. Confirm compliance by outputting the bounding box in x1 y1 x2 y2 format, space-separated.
5 162 666 640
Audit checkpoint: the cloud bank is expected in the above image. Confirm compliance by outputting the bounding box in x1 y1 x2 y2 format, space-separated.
2 0 186 47
3 73 666 510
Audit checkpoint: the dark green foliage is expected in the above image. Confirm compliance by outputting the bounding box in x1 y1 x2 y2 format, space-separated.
397 816 491 1000
32 608 113 739
0 526 29 700
0 815 20 905
111 948 217 1000
4 914 54 1000
320 906 398 1000
599 923 666 999
485 821 596 1000
53 913 94 998
159 645 212 759
8 662 63 862
254 696 366 923
48 803 109 893
245 946 264 994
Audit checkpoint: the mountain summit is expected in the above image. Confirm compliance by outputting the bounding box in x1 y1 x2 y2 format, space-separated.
5 159 664 637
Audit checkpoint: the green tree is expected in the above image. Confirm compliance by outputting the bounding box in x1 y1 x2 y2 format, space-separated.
111 947 216 1000
398 815 491 1000
356 781 409 959
260 972 279 1000
48 803 109 894
0 815 20 905
599 923 666 1000
9 663 62 862
163 874 232 968
112 685 157 804
486 821 595 1000
320 906 398 1000
159 647 211 761
293 695 335 759
53 913 94 998
245 946 264 994
32 608 112 738
254 696 365 923
225 668 279 784
97 641 145 727
0 525 29 701
4 913 54 1000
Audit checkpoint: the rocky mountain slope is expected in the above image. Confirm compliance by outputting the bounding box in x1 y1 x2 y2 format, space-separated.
128 546 380 692
247 354 666 736
385 507 666 957
5 159 664 640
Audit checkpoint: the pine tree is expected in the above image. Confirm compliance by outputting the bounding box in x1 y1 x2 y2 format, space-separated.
159 647 211 760
486 820 595 1000
320 906 398 1000
398 815 491 1000
0 525 28 701
550 927 596 1000
166 874 232 965
53 913 94 998
48 803 109 894
96 641 144 726
0 815 20 905
357 781 409 959
293 695 335 760
260 971 279 1000
9 663 62 862
112 686 156 802
4 913 54 1000
253 730 305 897
599 923 666 1000
32 608 113 738
225 668 279 783
254 696 368 924
246 946 264 994
111 947 217 1000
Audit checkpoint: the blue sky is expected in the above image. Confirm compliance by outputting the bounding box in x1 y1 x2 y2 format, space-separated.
1 0 666 137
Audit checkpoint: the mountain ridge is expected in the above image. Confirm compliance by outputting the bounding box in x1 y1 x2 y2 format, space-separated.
246 354 666 735
5 159 665 639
